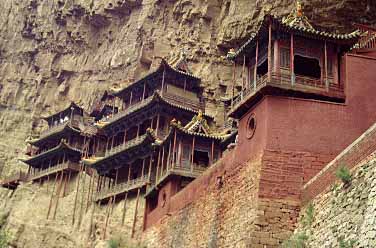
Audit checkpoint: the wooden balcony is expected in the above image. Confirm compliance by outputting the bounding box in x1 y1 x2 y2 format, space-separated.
162 91 204 112
30 162 80 182
229 72 345 118
0 171 28 190
95 175 149 202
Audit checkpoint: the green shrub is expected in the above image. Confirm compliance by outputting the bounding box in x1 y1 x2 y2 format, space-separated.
282 232 309 248
338 236 356 248
0 230 10 248
108 238 119 248
336 166 352 185
302 203 314 228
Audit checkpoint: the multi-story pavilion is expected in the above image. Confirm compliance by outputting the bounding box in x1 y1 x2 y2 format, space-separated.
226 4 360 119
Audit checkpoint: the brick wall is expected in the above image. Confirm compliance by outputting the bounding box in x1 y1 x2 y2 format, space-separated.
302 122 376 204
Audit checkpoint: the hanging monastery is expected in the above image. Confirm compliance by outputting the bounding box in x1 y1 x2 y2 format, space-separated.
1 2 376 246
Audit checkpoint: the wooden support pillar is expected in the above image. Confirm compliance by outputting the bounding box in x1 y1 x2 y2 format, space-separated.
156 150 161 181
123 129 127 145
268 22 272 83
53 172 64 220
290 33 295 85
137 124 140 138
160 146 165 178
142 83 146 101
178 139 182 167
324 41 329 90
103 196 113 239
121 165 131 226
167 140 172 171
78 166 87 226
254 40 259 90
190 136 195 172
131 188 141 238
72 165 83 225
46 172 59 219
172 129 177 168
183 78 187 92
231 61 236 108
211 140 215 165
129 90 133 106
85 172 93 213
148 155 153 181
161 67 166 96
156 114 160 137
62 171 68 197
242 55 246 94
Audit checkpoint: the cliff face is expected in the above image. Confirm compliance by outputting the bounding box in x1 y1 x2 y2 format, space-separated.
0 0 375 247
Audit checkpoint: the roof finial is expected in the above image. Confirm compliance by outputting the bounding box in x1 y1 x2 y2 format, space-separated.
282 0 314 30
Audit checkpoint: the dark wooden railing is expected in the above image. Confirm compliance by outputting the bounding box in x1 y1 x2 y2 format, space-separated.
30 162 80 181
354 24 376 50
231 71 344 111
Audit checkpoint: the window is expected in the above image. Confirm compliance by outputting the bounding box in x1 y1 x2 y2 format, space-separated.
148 194 158 211
246 114 256 139
280 48 290 68
193 150 209 167
294 55 321 79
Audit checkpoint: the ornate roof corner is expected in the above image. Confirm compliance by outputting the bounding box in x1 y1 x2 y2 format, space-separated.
282 0 314 30
184 110 211 135
168 48 191 73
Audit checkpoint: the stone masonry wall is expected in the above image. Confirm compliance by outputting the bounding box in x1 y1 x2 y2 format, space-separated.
294 151 376 247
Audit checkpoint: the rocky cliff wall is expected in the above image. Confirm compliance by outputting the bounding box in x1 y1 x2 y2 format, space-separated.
1 0 376 247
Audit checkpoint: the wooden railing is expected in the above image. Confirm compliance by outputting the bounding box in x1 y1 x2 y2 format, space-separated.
95 175 149 200
30 162 80 181
231 71 344 111
105 133 148 157
156 164 206 184
354 24 376 50
162 92 204 111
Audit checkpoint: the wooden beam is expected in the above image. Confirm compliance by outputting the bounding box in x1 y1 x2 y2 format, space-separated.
131 188 141 238
268 22 272 83
72 165 83 225
254 40 259 90
290 33 295 85
46 172 59 219
142 82 146 101
156 114 160 137
191 136 195 172
53 172 65 220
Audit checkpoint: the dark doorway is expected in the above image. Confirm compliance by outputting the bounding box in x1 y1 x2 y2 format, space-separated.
193 150 209 167
294 55 321 79
257 59 268 77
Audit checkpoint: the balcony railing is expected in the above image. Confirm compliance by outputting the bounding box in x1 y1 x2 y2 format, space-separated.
156 164 206 184
30 162 80 181
162 92 204 112
231 72 344 110
0 171 28 188
105 133 148 157
95 175 149 201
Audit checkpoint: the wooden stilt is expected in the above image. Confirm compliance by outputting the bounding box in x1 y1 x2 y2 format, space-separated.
131 188 141 238
142 83 146 100
167 140 172 171
160 146 165 178
156 150 161 181
121 192 128 226
46 172 59 219
254 41 259 90
66 170 72 195
156 114 160 137
72 165 83 225
62 171 68 197
103 196 113 240
231 61 236 108
191 136 196 172
172 129 177 168
211 140 215 165
78 166 87 226
53 172 65 220
85 172 93 213
147 156 152 182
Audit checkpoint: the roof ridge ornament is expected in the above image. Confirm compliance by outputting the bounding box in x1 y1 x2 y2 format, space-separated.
282 0 314 30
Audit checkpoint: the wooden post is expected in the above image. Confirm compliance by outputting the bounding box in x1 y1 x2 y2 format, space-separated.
123 129 127 145
131 188 141 238
290 33 295 85
148 155 152 181
183 78 187 92
172 129 177 168
137 124 140 138
211 140 215 165
129 90 133 106
72 165 83 225
242 55 246 93
167 140 172 171
191 136 195 172
161 67 166 96
142 82 146 101
254 41 259 90
62 171 68 197
78 166 87 226
156 114 160 137
160 146 165 178
121 192 128 226
324 41 328 90
103 196 113 239
85 171 93 213
46 172 59 219
178 139 182 167
231 61 236 108
156 150 161 181
268 23 272 83
53 172 65 220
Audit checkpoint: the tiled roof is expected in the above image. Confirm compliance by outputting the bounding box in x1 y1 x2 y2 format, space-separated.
96 91 211 130
21 140 82 166
227 14 360 60
27 122 81 146
111 59 200 97
41 102 84 122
